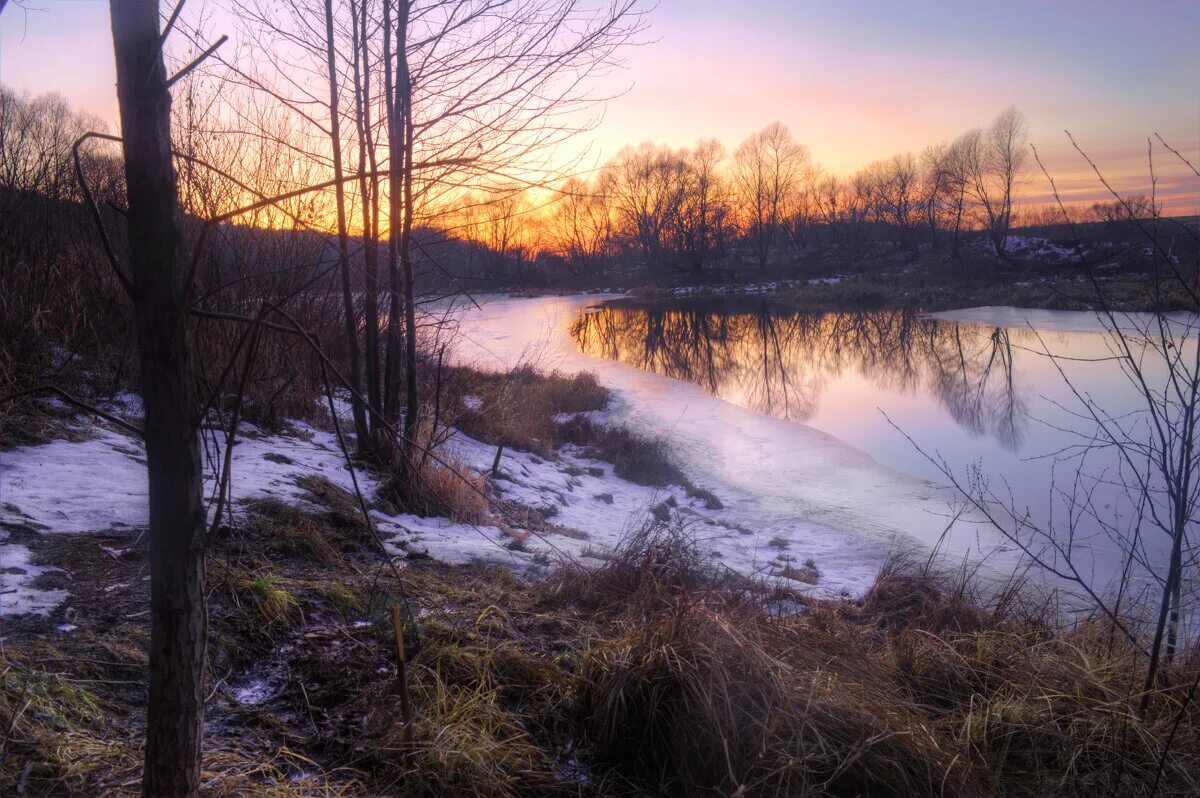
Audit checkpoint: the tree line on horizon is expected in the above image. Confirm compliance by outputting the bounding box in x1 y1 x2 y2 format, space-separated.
457 106 1169 279
2 84 1169 293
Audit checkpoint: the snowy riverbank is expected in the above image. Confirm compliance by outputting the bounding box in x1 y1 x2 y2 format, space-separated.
1 390 836 619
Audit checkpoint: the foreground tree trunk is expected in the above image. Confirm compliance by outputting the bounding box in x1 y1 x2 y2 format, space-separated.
110 3 207 794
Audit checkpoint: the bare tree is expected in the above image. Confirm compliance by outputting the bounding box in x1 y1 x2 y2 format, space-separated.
943 130 981 257
865 152 921 250
463 185 535 281
920 141 952 249
900 135 1200 719
684 138 729 272
734 122 809 272
549 175 615 276
109 1 206 793
219 0 645 460
325 0 371 449
965 106 1028 258
603 142 688 271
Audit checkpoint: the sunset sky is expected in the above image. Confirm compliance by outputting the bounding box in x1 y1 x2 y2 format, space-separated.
2 0 1197 211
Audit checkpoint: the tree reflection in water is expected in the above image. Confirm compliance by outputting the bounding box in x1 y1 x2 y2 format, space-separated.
570 298 1028 449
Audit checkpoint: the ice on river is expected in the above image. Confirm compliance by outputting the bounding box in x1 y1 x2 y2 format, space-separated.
444 295 1036 587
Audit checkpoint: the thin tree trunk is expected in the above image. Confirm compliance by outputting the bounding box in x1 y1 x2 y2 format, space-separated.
397 0 420 454
109 2 206 794
382 0 404 426
1140 517 1186 716
325 0 371 452
351 0 383 427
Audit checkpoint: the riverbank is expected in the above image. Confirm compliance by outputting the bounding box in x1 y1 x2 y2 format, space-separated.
501 233 1198 314
3 365 1199 795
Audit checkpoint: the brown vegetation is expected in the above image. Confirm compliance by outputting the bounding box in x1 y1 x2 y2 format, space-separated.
450 365 609 457
5 504 1197 796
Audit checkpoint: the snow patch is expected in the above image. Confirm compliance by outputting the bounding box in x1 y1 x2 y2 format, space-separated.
0 531 68 617
230 675 276 706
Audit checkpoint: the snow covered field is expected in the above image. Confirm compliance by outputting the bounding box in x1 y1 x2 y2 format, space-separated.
1 387 836 618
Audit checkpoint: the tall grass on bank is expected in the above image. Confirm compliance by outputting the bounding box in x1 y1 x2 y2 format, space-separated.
450 365 609 457
550 522 1200 796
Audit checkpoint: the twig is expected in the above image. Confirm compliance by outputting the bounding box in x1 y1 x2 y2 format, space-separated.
392 604 415 748
166 34 228 89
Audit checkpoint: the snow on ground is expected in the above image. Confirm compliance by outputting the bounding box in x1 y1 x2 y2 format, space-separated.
1000 235 1079 263
2 426 148 535
0 530 68 617
669 276 845 297
1 396 836 616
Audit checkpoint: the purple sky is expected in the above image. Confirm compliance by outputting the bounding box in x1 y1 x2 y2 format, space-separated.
2 0 1197 210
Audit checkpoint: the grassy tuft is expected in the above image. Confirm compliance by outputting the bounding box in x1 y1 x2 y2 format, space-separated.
241 573 303 627
245 496 345 565
382 455 491 524
543 516 736 615
556 416 685 487
576 598 969 797
451 365 610 457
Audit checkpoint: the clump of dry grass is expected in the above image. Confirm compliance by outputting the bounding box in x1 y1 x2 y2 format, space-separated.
576 598 970 797
381 454 491 524
356 601 573 798
556 416 686 487
0 396 94 450
212 568 304 632
245 496 345 565
452 365 609 457
563 545 1200 797
543 516 736 615
555 416 723 507
199 748 365 797
364 671 565 798
0 655 142 795
242 573 303 627
858 552 992 633
294 474 366 530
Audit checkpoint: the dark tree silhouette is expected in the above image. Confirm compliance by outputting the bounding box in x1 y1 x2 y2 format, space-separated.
110 2 207 794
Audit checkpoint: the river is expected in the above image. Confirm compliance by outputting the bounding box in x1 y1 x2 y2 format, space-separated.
445 294 1197 605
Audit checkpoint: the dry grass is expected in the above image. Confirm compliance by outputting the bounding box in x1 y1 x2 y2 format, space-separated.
0 652 144 795
244 496 346 565
241 573 303 627
577 602 971 797
544 516 738 615
451 365 609 457
555 416 685 488
381 454 491 524
362 667 566 798
7 481 1199 797
858 552 996 634
557 538 1200 797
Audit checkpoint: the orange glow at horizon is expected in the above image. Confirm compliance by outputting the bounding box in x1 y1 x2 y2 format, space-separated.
2 1 1197 220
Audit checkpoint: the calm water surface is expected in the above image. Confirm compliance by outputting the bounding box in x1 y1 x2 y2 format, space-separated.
449 294 1196 601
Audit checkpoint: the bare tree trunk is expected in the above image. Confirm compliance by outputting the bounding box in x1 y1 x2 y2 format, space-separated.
351 0 383 428
325 0 371 452
382 0 405 426
1140 498 1190 715
397 0 420 455
109 2 206 794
